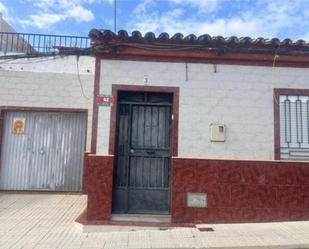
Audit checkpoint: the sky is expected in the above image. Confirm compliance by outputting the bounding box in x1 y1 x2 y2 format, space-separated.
0 0 309 40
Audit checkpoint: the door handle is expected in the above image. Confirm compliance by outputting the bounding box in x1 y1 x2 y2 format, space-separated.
147 151 155 155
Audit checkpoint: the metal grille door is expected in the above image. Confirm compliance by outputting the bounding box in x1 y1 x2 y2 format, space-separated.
113 92 172 214
0 111 86 191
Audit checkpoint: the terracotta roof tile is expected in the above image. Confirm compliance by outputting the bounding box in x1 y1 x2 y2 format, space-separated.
89 29 309 54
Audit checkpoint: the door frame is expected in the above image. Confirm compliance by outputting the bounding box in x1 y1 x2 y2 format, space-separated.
109 84 179 214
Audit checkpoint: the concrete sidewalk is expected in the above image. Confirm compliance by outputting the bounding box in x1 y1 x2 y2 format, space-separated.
0 193 309 249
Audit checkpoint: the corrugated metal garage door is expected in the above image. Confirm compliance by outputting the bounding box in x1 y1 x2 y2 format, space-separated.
0 111 86 191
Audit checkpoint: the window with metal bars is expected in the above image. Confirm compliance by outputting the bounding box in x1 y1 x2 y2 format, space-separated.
279 95 309 160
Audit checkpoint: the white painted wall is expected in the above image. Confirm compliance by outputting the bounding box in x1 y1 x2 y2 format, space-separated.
97 59 309 160
0 55 95 151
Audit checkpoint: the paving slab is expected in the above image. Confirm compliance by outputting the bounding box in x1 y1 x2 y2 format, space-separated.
0 193 309 249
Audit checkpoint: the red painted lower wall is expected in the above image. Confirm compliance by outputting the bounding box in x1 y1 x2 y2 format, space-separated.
83 154 114 221
172 158 309 223
82 155 309 224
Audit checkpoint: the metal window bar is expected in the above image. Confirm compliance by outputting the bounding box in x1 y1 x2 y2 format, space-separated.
284 98 291 144
307 100 309 144
280 95 309 160
0 32 90 57
296 97 303 145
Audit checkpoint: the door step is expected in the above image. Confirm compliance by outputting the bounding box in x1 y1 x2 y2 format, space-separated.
111 214 171 223
75 211 194 233
75 222 173 233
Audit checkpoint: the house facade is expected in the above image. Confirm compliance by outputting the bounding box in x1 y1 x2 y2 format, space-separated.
0 28 309 224
82 29 309 224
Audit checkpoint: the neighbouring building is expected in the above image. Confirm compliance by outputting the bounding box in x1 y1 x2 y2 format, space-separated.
0 32 94 192
80 29 309 225
0 14 33 54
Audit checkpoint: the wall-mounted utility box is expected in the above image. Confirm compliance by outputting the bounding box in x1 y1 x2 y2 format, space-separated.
209 123 226 142
187 192 207 207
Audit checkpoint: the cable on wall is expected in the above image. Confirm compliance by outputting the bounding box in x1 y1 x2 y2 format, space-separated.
272 43 281 106
76 55 90 100
272 43 281 68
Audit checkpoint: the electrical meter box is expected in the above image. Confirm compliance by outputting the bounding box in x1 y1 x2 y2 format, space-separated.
209 123 226 142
